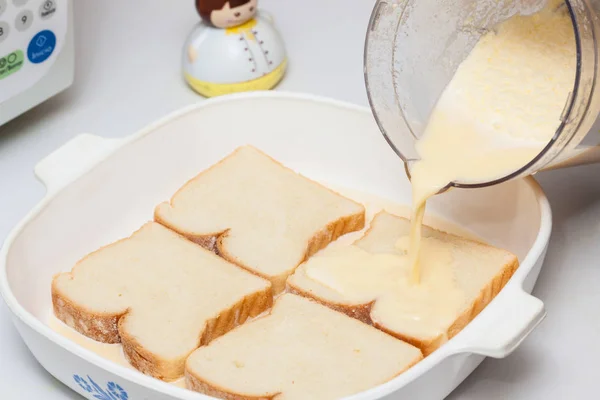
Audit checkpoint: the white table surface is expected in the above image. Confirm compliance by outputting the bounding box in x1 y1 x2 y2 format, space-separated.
1 1 599 399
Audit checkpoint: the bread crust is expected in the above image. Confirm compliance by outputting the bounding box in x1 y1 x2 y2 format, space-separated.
52 280 272 381
218 211 365 294
186 371 278 400
289 258 518 356
155 146 366 294
51 223 273 381
184 350 423 400
51 287 124 344
287 212 520 356
287 284 373 323
184 294 424 399
158 211 365 295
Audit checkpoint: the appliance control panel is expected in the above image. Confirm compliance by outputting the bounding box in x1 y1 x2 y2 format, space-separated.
0 0 68 105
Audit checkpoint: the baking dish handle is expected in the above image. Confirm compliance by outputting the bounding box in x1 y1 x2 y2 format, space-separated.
448 288 546 358
34 133 125 195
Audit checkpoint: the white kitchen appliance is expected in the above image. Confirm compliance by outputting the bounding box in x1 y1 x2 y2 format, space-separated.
0 0 73 126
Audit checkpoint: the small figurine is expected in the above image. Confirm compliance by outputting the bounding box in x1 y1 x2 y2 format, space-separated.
183 0 288 97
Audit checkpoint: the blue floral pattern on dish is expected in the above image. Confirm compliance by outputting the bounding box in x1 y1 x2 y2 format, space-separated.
73 375 128 400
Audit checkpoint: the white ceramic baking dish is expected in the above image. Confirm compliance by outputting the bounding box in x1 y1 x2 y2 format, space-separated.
0 92 551 400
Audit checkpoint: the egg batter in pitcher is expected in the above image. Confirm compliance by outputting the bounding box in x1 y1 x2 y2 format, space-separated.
408 0 576 282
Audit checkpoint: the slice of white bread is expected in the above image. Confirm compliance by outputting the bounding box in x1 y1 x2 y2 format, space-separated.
155 146 365 293
186 293 422 400
288 211 519 355
52 222 272 381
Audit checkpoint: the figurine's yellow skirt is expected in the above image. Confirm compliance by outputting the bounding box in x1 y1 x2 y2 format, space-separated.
184 60 287 98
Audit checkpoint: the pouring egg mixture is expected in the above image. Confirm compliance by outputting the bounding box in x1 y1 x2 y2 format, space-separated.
408 0 575 282
296 0 570 351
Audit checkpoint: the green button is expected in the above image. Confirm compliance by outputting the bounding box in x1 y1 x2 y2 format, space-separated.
0 50 25 80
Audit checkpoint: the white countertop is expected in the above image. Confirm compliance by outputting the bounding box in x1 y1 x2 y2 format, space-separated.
1 1 599 399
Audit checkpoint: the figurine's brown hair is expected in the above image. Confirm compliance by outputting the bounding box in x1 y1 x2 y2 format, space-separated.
196 0 253 25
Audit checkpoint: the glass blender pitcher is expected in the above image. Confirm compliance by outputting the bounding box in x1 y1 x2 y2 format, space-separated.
364 0 600 189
